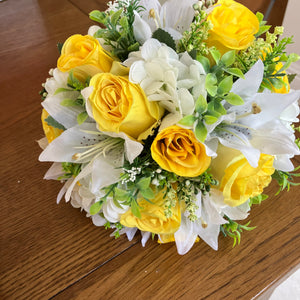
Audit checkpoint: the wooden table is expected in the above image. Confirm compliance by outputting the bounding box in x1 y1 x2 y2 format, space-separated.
1 0 298 299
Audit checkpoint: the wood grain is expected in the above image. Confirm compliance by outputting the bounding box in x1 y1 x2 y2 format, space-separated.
0 1 138 299
51 178 300 300
0 0 298 299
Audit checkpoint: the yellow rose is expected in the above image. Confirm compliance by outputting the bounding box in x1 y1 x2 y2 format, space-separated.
57 34 114 76
41 109 64 143
151 125 211 177
120 189 181 234
207 0 259 51
88 73 164 141
210 146 275 207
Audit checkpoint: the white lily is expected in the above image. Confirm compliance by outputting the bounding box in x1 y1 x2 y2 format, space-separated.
205 60 300 169
133 0 197 44
173 189 250 255
39 122 143 202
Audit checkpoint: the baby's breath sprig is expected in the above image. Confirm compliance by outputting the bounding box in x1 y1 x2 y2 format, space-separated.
176 172 218 221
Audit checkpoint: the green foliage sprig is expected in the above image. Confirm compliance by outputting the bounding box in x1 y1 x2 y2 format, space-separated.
54 71 91 125
221 216 255 247
272 166 300 195
249 194 268 207
58 162 82 180
104 221 124 238
179 49 244 143
177 8 212 56
89 0 143 60
235 13 299 92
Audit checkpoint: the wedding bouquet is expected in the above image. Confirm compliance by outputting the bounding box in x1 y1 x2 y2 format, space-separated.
38 0 300 254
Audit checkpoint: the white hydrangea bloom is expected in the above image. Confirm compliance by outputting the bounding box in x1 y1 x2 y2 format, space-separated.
124 39 206 128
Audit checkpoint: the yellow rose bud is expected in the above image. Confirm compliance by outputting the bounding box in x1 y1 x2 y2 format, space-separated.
210 146 275 207
120 189 181 234
151 125 211 177
88 73 164 141
41 109 64 143
207 0 259 51
57 34 114 75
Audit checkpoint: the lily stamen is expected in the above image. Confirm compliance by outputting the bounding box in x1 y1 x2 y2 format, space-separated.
149 8 160 29
72 138 123 161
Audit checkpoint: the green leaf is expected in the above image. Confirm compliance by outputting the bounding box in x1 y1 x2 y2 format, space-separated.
131 200 141 218
152 28 176 50
188 49 197 60
221 51 235 67
44 116 66 130
113 197 125 209
250 194 269 205
128 42 140 52
204 114 219 125
209 48 221 64
197 55 211 73
270 78 284 89
256 12 264 23
207 100 226 116
140 187 155 199
206 108 221 119
225 92 244 105
256 25 271 37
90 201 103 215
60 98 77 107
213 101 227 115
195 95 208 114
68 71 86 90
217 75 233 95
89 10 107 24
205 73 217 86
225 68 245 79
178 115 197 127
57 42 63 54
205 73 218 96
267 63 276 74
287 74 297 84
77 111 88 125
94 28 107 39
119 16 129 30
194 121 207 142
114 188 131 201
136 177 151 191
111 9 123 27
54 87 73 95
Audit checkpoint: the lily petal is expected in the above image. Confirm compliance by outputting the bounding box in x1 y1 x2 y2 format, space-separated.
174 216 198 255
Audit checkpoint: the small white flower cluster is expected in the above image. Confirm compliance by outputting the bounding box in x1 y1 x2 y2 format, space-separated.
124 39 207 129
121 167 142 184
